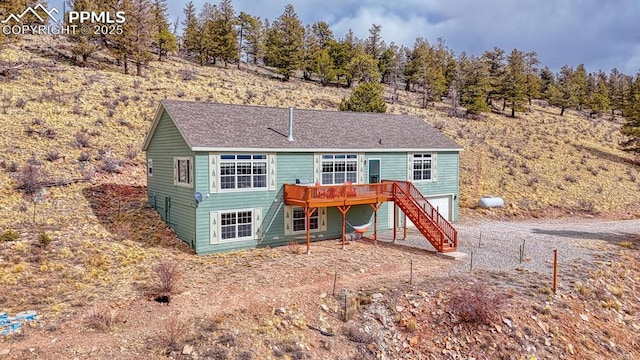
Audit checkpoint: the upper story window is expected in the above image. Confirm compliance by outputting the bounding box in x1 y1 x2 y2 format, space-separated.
220 154 267 190
412 153 432 181
321 154 357 185
175 156 192 187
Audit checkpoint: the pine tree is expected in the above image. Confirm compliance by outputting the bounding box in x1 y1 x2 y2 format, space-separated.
328 30 359 87
482 47 506 107
66 0 99 66
608 68 632 117
404 38 447 108
587 73 610 117
620 73 640 152
539 67 555 96
264 4 304 80
573 64 589 110
553 65 579 116
237 12 261 65
182 1 200 57
123 0 154 76
302 21 334 81
339 82 386 113
523 51 540 105
503 49 528 117
211 0 238 67
456 53 491 115
347 53 380 84
151 0 177 61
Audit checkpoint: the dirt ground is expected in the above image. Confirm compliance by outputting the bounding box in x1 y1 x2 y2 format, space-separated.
2 213 639 359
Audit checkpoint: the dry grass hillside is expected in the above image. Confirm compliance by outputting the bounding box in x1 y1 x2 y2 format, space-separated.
0 36 639 359
1 36 639 226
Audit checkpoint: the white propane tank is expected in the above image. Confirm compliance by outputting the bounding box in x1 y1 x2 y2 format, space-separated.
478 196 504 208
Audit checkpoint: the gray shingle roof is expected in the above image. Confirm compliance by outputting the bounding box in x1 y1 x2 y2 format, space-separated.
148 100 461 151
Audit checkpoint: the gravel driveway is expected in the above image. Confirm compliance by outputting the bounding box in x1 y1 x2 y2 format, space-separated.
374 217 640 288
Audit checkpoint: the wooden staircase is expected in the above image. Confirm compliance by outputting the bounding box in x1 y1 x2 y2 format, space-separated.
389 181 458 253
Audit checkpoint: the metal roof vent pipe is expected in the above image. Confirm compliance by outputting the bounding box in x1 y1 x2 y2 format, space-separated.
288 107 295 142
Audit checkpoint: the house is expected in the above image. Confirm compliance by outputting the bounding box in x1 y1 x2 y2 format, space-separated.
142 100 462 254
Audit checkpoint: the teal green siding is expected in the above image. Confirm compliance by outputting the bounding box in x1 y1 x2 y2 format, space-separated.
412 151 460 221
146 111 197 248
145 115 460 254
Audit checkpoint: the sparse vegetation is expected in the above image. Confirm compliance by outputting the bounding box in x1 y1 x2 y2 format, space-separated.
154 261 181 295
0 229 19 242
448 281 505 325
38 232 53 248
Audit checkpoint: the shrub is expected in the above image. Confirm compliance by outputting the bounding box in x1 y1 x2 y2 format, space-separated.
78 151 91 162
160 313 186 352
38 232 53 248
7 161 20 173
448 281 505 325
564 174 578 183
86 304 121 331
0 230 19 242
155 261 181 294
18 164 42 194
72 131 91 148
46 150 62 162
619 241 633 249
125 144 138 160
287 240 304 254
41 128 56 139
101 157 122 173
179 68 197 81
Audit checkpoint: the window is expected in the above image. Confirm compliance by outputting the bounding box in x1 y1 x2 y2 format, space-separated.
292 207 319 232
220 154 267 190
220 210 253 241
175 157 192 186
412 154 432 181
284 206 326 235
321 154 357 185
147 159 153 177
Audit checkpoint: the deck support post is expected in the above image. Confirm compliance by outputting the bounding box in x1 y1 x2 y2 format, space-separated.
304 206 317 255
393 202 397 244
369 202 382 244
337 205 351 250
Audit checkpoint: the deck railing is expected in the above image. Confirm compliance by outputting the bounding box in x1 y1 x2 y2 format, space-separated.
386 180 458 248
283 182 395 205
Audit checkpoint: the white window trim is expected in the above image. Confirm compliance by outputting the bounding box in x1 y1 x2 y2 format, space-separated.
284 206 327 236
174 156 193 188
407 153 437 183
147 159 153 177
210 208 262 244
212 153 275 193
315 153 360 185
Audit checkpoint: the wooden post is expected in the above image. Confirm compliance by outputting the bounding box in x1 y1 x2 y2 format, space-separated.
553 249 558 293
337 205 351 250
393 202 397 244
369 202 381 244
304 207 317 255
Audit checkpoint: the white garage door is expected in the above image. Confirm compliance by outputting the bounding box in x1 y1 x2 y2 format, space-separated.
402 195 451 228
428 196 451 221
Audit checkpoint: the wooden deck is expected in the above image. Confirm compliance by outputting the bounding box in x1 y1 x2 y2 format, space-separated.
283 183 394 208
